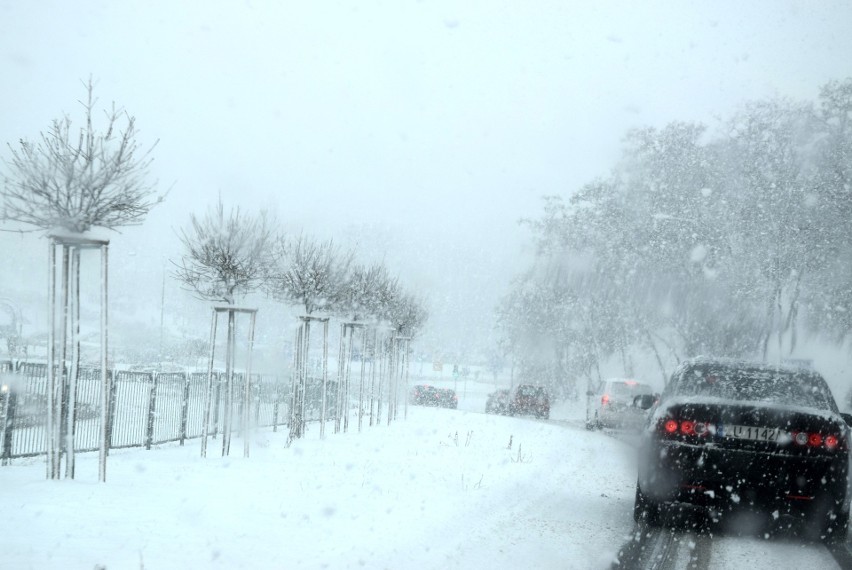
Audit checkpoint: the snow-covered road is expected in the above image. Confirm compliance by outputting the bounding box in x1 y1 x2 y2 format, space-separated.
0 382 847 569
613 515 846 570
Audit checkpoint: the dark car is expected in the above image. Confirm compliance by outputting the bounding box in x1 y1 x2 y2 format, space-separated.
485 389 510 415
634 357 852 542
437 388 458 409
409 384 457 409
409 384 439 406
507 384 550 419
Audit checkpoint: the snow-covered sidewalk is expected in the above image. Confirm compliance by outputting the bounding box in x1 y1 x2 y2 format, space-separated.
0 402 637 569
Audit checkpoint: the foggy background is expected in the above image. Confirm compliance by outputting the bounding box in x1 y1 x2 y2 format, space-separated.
2 0 851 369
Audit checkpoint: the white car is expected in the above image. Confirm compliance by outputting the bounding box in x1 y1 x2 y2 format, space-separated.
587 378 655 429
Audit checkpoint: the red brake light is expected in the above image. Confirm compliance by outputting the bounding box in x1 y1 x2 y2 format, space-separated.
660 418 710 438
601 394 610 406
793 431 841 450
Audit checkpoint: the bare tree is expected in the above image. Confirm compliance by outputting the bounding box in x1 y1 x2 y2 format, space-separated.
262 233 352 443
173 200 271 458
1 78 162 481
2 77 162 232
386 291 429 339
339 262 394 321
339 261 427 334
173 199 273 304
263 233 354 315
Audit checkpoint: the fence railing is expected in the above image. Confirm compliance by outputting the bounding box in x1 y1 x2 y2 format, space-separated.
0 360 339 463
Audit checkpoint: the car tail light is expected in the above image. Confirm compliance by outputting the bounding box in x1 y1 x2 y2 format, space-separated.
601 394 610 406
792 431 842 451
658 418 712 439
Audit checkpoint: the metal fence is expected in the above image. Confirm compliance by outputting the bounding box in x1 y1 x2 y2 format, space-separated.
0 360 322 463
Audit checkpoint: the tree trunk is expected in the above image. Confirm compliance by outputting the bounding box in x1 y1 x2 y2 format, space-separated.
652 330 681 365
643 328 668 384
221 308 236 456
760 285 779 361
782 270 803 355
65 247 81 479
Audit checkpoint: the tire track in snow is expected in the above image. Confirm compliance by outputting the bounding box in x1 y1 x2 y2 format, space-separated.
685 532 712 570
612 523 713 570
611 525 650 569
611 522 680 570
827 541 852 570
643 526 679 570
614 519 852 570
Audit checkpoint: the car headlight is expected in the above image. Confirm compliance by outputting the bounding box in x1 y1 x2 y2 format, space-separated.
0 384 7 394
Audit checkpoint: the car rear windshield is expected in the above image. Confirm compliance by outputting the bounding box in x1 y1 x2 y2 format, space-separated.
609 382 652 396
675 365 836 410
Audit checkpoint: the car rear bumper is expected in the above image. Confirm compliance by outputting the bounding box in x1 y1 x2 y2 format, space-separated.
599 406 646 428
639 441 849 514
509 401 549 416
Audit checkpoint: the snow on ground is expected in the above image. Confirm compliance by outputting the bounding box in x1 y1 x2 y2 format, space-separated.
708 535 838 570
0 379 843 569
0 379 637 569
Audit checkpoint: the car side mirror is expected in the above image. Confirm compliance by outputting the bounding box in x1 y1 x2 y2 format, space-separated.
840 412 852 427
586 390 595 397
633 394 656 410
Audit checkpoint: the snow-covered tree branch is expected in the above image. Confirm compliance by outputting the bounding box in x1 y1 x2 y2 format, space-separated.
1 77 163 233
173 199 273 304
262 233 354 315
504 77 852 392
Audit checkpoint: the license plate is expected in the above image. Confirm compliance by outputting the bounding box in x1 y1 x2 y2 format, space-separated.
723 424 781 442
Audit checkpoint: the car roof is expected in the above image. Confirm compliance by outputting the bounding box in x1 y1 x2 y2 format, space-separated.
605 378 652 388
674 356 819 377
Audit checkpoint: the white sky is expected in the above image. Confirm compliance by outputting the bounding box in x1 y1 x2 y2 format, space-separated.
2 1 851 360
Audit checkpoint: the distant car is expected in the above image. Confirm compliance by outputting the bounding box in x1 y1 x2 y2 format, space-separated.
588 378 655 429
410 384 439 406
409 384 457 409
437 388 458 409
485 389 510 415
634 357 852 542
507 384 550 419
